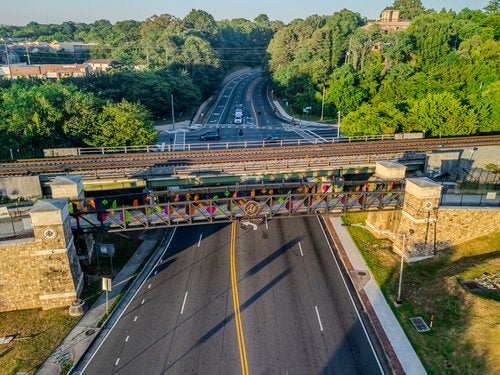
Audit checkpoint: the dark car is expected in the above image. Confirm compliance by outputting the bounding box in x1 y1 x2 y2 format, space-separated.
264 135 281 143
200 131 220 141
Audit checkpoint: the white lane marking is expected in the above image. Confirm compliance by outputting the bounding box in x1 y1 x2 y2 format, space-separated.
241 221 258 230
218 73 258 125
180 291 188 315
265 217 268 229
298 242 304 256
317 216 384 374
141 299 145 305
115 358 120 366
78 228 177 374
315 306 324 331
133 316 138 322
198 233 203 247
306 129 328 143
125 335 129 342
154 271 158 275
148 284 151 289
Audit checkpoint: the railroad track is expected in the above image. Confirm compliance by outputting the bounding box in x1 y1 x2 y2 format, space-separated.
1 135 499 175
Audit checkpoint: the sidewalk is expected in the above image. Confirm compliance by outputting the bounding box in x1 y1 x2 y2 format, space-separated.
37 232 162 375
325 217 426 375
154 120 193 133
272 99 338 129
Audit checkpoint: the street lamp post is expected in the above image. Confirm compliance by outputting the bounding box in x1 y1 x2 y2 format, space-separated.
395 233 406 305
171 93 175 131
337 111 341 139
395 228 414 306
320 86 326 122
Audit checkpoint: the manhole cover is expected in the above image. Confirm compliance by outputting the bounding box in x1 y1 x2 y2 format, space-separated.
85 329 96 337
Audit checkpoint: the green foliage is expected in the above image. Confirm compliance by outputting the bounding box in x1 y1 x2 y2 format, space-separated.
404 92 479 136
266 5 499 137
342 102 405 135
0 82 157 154
90 100 157 147
71 68 201 119
390 0 425 20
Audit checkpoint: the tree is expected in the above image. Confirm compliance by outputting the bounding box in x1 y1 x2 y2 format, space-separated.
390 0 425 20
484 0 499 14
0 82 102 151
326 65 367 114
342 102 405 135
91 100 157 146
184 9 218 44
254 14 271 28
404 92 479 136
180 36 223 96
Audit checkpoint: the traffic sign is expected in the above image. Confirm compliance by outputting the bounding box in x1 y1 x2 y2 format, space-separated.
102 277 112 292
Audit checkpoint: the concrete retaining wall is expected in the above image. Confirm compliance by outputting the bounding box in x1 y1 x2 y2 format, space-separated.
0 176 42 199
43 148 79 157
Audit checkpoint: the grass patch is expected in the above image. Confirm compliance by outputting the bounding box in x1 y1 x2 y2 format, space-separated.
342 213 500 375
83 232 142 278
0 308 78 374
80 232 142 307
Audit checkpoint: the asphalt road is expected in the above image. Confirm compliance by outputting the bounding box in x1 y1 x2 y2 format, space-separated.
157 69 339 147
79 217 383 375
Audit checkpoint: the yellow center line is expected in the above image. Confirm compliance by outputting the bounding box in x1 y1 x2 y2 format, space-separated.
230 221 249 375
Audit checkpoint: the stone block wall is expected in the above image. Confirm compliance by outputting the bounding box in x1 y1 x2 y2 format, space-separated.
0 200 82 312
367 207 500 260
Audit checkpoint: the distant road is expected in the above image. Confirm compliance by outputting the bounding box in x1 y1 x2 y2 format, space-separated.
78 217 383 374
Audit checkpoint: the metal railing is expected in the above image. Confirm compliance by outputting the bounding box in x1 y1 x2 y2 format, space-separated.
43 133 410 157
440 189 500 207
70 191 405 232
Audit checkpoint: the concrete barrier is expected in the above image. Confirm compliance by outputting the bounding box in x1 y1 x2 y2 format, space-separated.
0 176 42 199
43 148 79 157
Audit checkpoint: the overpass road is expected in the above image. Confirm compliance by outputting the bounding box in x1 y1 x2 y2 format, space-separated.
77 217 384 375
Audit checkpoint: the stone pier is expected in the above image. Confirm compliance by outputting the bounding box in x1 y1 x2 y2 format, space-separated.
51 175 94 264
0 199 83 311
366 177 500 262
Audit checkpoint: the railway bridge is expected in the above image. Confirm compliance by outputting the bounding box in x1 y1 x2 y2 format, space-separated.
1 135 498 194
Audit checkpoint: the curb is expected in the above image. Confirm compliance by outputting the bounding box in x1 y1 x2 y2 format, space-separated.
322 216 405 375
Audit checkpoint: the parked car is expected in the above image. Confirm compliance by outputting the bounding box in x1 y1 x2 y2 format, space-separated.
200 131 220 141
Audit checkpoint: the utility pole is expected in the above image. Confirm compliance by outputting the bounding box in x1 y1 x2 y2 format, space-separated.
396 233 406 305
320 86 325 122
145 46 150 68
337 111 341 139
171 93 175 131
24 39 31 65
4 41 12 79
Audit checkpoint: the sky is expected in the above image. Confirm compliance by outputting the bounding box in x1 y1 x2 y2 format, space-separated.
0 0 491 26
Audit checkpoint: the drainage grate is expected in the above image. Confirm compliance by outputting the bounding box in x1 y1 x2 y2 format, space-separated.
461 280 480 291
410 317 430 332
85 329 96 337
